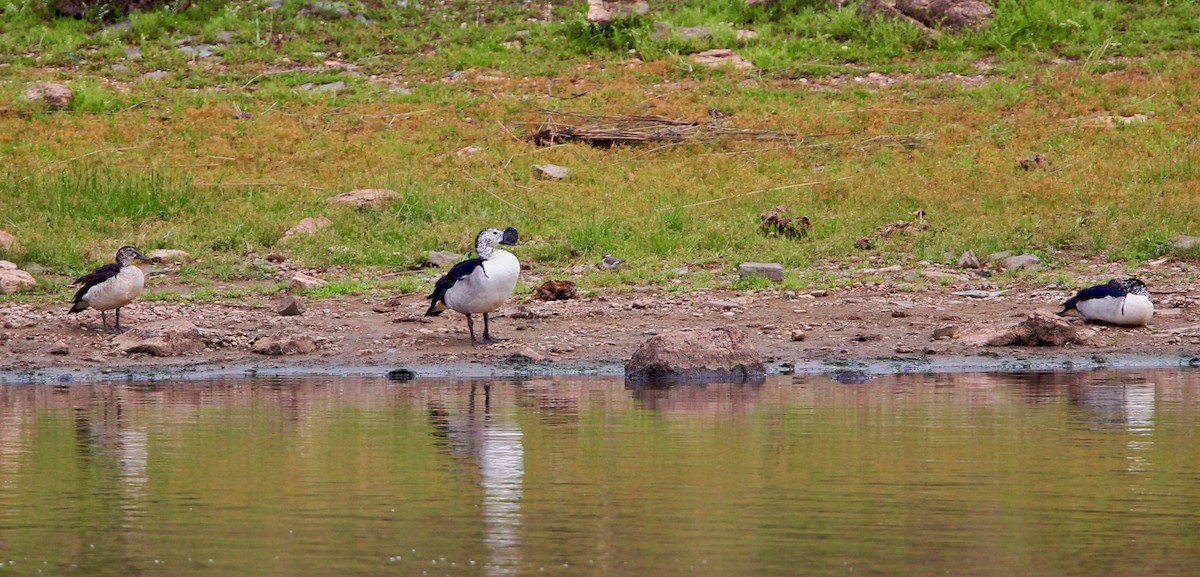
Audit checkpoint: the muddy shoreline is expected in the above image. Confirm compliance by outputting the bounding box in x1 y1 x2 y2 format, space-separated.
4 281 1198 384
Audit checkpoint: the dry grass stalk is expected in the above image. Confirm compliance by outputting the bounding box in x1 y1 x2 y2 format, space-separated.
518 110 807 147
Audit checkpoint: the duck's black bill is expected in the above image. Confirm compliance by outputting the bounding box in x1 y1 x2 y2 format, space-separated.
500 227 519 246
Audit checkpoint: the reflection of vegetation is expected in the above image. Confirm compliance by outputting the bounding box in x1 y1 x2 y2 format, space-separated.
2 373 1200 575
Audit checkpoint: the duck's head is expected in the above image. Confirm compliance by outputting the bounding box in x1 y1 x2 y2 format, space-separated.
1110 277 1150 297
476 227 519 257
115 246 150 266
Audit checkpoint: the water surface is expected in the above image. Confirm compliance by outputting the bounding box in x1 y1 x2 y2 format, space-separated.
2 370 1199 576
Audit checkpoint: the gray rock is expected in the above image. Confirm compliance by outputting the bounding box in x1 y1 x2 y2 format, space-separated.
252 332 317 355
146 249 193 262
278 295 306 316
288 272 328 292
690 48 755 71
1171 235 1200 251
701 299 742 310
586 0 649 25
957 250 980 269
672 265 690 276
923 270 966 282
738 262 784 283
952 290 1009 299
428 251 463 267
389 86 413 95
534 164 570 180
1002 254 1041 271
625 327 765 384
22 83 73 109
901 270 920 283
176 44 215 58
104 19 133 33
650 23 712 41
215 31 234 43
790 329 806 342
142 70 168 81
986 250 1013 263
315 81 345 93
125 47 142 60
112 319 206 356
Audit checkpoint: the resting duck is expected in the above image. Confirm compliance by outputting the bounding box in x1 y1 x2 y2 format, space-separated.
1058 278 1153 326
69 246 151 332
426 227 520 344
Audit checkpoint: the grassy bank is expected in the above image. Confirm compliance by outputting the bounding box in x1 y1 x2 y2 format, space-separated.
2 0 1199 298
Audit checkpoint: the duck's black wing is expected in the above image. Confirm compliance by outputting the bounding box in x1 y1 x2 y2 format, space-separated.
1059 282 1123 315
69 263 120 313
425 258 485 316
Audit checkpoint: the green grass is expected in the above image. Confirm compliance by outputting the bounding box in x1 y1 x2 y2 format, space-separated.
2 0 1200 302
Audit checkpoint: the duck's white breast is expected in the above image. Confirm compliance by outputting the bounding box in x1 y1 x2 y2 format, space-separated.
1077 294 1153 326
444 250 520 314
83 266 146 311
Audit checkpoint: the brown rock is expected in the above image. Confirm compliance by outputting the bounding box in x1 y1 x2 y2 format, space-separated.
288 272 328 292
534 164 570 180
690 49 755 71
0 265 36 294
49 340 70 355
278 295 306 316
326 189 399 207
112 319 206 356
958 311 1098 347
0 230 16 253
625 326 765 383
283 216 332 239
252 332 317 356
22 83 73 109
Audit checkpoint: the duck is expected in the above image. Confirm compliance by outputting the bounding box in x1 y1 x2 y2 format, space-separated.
69 246 151 333
601 254 623 271
1058 278 1153 326
426 227 520 345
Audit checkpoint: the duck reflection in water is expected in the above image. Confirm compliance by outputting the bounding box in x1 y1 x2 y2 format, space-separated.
426 383 524 575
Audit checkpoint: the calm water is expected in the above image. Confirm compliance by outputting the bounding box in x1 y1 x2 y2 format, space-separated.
2 370 1200 577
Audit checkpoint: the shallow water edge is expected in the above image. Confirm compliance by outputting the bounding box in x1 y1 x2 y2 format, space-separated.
3 352 1199 384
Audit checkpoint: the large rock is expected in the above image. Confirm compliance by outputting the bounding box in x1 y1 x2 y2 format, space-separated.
860 0 991 33
146 249 193 262
277 295 306 316
252 332 317 356
288 272 328 292
738 262 784 283
22 83 73 109
534 164 570 180
0 230 16 252
690 49 755 71
0 261 36 294
586 0 649 25
326 188 399 207
428 250 463 267
112 319 206 356
1171 235 1200 252
895 0 993 31
956 311 1099 347
625 327 765 383
1002 254 1041 271
0 268 36 294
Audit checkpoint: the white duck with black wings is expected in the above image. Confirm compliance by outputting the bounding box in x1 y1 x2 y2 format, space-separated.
69 246 151 332
1058 278 1154 326
426 227 520 344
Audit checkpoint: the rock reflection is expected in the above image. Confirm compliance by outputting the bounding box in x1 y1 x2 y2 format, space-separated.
626 381 764 415
426 384 524 575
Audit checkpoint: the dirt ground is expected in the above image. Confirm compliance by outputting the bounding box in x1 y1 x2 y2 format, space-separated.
3 260 1199 382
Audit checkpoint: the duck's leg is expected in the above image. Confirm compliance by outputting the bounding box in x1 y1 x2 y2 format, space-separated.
464 313 478 344
100 310 110 332
114 308 125 333
480 313 505 344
